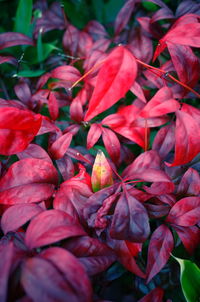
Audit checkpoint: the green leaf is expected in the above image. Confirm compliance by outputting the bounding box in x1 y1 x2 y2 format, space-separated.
14 0 33 36
91 0 104 22
142 1 159 12
15 69 45 78
174 257 200 302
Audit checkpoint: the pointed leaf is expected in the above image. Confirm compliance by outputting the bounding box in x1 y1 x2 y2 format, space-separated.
138 287 164 302
25 209 85 249
172 225 200 255
48 92 59 121
173 257 200 302
0 158 58 205
41 247 93 302
87 123 102 149
102 128 120 163
146 225 174 283
139 87 180 118
0 32 33 50
84 46 137 121
166 109 200 166
64 236 116 276
177 168 200 196
0 107 42 155
14 0 32 36
21 256 86 302
110 191 150 242
91 150 113 192
51 65 81 82
49 132 73 160
114 0 137 35
1 204 43 234
166 196 200 226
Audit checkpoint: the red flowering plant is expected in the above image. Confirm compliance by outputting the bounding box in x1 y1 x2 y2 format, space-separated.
0 0 199 301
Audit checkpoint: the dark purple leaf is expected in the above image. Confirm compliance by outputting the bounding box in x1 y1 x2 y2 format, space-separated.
138 287 164 302
0 241 14 302
41 247 93 302
177 168 200 196
21 256 85 302
0 32 33 50
110 191 150 242
146 224 174 283
114 0 138 35
64 236 116 275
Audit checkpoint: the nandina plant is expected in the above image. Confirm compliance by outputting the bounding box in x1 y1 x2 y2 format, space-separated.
0 0 199 301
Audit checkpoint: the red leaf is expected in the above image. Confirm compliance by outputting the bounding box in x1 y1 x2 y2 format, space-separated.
62 24 79 56
0 107 42 155
51 65 81 82
0 159 58 205
56 155 75 181
0 241 14 302
21 253 92 302
165 109 200 166
49 132 73 160
102 128 120 163
70 98 83 122
25 209 85 249
167 43 200 89
177 168 200 196
162 22 200 47
139 87 180 118
53 166 92 220
130 81 147 103
110 191 150 242
153 15 200 60
64 236 116 276
152 123 175 159
172 225 200 254
48 91 59 121
0 55 17 65
84 46 137 121
128 27 153 64
87 123 102 149
17 143 52 163
110 239 146 278
41 247 93 302
146 224 174 283
138 287 164 302
1 204 43 234
114 0 137 35
14 81 31 106
166 197 200 226
0 32 33 50
122 150 172 183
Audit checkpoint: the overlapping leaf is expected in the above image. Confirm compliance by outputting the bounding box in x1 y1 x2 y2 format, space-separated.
0 158 58 205
146 225 174 283
0 107 42 155
25 209 85 249
84 46 138 121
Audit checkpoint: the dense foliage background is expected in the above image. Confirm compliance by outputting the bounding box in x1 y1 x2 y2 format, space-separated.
0 0 200 301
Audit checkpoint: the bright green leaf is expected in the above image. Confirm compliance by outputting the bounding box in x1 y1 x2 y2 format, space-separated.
174 256 200 302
